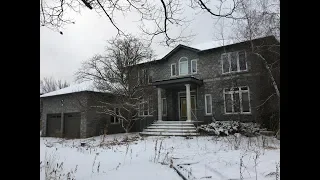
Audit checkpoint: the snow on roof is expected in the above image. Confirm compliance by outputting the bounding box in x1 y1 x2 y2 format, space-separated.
189 39 235 51
137 39 236 65
40 81 103 98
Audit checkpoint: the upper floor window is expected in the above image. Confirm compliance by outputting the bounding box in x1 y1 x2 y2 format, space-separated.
191 59 197 74
224 86 251 114
138 69 153 84
179 57 188 75
148 71 153 84
222 51 247 74
171 63 177 76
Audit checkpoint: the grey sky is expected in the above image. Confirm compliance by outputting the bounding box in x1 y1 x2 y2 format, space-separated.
40 4 228 84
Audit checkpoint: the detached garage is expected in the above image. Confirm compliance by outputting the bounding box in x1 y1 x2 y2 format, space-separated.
40 81 121 139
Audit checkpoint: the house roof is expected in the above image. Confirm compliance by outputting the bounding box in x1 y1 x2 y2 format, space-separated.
153 76 203 89
137 36 277 65
40 81 104 98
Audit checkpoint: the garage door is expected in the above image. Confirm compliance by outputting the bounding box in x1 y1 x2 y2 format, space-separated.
64 113 81 138
47 114 62 137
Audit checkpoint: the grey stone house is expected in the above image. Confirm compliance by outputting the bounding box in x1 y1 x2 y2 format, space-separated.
41 36 279 138
133 36 280 131
40 81 124 138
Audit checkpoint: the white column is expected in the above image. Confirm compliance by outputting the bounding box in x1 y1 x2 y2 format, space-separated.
185 84 192 122
157 88 162 121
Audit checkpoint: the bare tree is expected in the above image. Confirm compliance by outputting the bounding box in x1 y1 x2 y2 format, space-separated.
40 76 70 94
40 77 58 93
57 79 70 89
76 35 155 133
229 0 280 136
40 0 240 46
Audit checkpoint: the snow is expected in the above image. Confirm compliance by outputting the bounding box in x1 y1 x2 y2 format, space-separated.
189 39 235 51
40 81 105 98
40 133 280 180
138 39 236 65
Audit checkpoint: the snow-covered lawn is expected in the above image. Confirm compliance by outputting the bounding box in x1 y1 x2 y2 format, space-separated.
40 133 280 180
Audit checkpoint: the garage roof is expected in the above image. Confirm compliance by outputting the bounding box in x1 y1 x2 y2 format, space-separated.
40 81 103 98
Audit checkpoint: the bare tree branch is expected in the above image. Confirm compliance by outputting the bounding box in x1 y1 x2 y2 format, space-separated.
76 35 155 132
40 76 70 94
41 0 239 46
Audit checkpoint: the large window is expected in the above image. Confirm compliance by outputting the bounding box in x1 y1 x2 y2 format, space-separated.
191 59 197 74
171 63 177 76
139 96 153 116
222 51 247 74
204 94 212 115
179 57 188 75
111 108 120 124
162 98 167 116
224 86 251 114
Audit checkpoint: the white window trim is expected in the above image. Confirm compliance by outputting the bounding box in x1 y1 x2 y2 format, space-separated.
179 57 188 76
138 96 153 117
223 86 251 114
171 63 177 77
191 59 198 74
204 94 212 115
111 108 120 124
221 51 248 74
162 98 167 116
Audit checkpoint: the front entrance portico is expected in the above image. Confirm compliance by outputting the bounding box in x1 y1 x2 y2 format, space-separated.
152 76 203 122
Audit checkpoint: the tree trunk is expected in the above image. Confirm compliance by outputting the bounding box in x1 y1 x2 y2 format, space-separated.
255 53 280 137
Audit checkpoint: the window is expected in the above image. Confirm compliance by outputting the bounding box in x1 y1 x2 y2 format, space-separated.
139 96 153 116
111 108 120 124
205 94 212 115
139 69 153 84
171 64 177 76
138 69 143 84
191 59 197 74
148 71 153 84
139 103 143 116
224 86 251 114
149 96 153 115
222 51 247 73
179 57 188 75
162 98 167 116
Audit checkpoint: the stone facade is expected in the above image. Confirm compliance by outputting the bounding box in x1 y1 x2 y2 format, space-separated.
134 36 280 129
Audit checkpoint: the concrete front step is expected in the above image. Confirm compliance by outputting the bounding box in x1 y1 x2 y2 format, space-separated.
147 126 196 129
154 121 194 124
144 129 197 133
150 124 195 127
140 120 199 136
140 131 200 136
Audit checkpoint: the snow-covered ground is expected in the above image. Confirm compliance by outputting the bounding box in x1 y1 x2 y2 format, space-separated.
40 133 280 180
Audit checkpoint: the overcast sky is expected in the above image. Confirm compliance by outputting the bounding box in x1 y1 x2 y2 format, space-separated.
40 4 231 84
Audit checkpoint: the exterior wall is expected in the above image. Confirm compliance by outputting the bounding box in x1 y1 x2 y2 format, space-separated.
41 92 88 138
41 91 125 138
86 92 125 136
152 49 200 81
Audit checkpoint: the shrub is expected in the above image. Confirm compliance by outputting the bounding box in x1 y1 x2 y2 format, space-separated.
197 121 261 137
